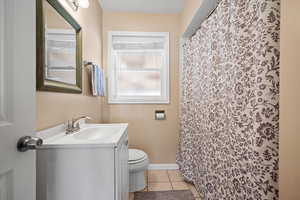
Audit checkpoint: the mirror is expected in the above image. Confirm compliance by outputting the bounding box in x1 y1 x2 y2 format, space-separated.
37 0 82 93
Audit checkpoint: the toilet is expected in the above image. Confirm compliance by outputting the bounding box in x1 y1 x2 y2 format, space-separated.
128 149 149 192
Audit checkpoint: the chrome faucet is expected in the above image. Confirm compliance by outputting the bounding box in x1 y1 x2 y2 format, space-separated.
66 116 92 135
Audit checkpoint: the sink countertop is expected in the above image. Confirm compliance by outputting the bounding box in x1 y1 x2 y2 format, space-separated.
37 123 128 149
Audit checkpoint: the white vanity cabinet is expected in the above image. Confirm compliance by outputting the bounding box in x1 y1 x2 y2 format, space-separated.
36 123 129 200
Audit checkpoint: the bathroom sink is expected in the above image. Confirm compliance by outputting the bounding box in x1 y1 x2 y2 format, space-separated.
36 122 129 200
38 123 128 148
73 126 121 140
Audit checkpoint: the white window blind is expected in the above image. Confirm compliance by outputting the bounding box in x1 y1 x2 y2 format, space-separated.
108 32 169 104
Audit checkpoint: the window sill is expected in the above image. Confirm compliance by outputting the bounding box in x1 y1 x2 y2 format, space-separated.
108 99 170 105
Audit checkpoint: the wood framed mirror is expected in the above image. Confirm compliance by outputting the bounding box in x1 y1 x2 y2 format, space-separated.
36 0 82 93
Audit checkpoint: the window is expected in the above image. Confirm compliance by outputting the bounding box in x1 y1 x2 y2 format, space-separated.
108 31 170 104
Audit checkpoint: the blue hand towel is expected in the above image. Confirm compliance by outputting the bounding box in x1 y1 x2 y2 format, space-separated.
91 65 105 97
97 66 105 96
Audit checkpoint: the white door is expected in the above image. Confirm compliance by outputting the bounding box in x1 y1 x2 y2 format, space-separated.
0 0 36 200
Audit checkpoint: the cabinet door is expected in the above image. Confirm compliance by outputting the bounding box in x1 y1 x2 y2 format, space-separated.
115 134 129 200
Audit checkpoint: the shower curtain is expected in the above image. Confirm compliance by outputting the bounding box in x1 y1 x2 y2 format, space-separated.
177 0 280 199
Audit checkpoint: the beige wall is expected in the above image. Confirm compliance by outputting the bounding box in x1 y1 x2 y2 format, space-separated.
279 0 300 199
36 0 104 130
102 11 180 163
180 0 203 35
37 0 203 163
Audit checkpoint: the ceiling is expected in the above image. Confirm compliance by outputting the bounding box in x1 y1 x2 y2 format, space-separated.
98 0 184 14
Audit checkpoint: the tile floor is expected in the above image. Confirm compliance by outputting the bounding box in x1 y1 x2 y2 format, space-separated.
129 170 201 200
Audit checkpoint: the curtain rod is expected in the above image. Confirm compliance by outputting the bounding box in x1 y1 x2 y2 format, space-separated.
182 0 220 39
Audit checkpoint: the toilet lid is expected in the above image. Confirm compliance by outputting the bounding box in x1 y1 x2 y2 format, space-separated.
129 149 147 162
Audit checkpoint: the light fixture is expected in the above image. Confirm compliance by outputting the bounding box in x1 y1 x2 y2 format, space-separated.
68 0 90 11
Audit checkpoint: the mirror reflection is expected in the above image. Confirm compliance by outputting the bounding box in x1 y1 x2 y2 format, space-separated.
44 1 76 85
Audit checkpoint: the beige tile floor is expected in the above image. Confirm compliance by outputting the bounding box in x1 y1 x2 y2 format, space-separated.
129 170 202 200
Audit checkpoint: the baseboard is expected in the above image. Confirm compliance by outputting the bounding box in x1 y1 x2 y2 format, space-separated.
148 164 179 170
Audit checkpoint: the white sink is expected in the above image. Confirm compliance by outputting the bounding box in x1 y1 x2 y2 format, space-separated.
37 123 128 148
73 126 121 141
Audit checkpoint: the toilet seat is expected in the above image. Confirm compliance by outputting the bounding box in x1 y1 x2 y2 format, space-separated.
129 149 147 164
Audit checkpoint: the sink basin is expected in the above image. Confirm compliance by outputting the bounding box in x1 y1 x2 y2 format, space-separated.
74 126 121 140
38 123 128 148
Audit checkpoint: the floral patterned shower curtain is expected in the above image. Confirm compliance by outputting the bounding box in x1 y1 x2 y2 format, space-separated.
177 0 280 199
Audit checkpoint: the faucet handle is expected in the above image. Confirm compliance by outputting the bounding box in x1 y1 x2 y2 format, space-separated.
65 120 70 128
69 120 72 125
65 120 73 132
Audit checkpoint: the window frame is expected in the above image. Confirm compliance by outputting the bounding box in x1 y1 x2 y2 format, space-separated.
107 31 170 104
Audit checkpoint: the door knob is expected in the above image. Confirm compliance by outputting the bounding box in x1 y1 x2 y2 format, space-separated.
17 136 43 152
